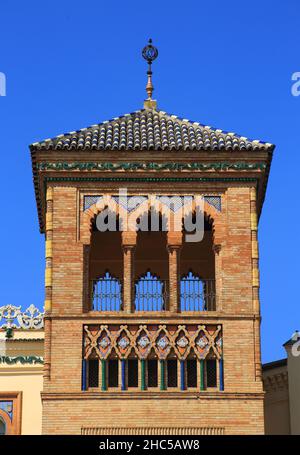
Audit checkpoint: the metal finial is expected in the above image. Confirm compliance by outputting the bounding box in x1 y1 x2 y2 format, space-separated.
142 38 158 100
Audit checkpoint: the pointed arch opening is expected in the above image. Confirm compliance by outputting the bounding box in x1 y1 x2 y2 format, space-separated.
134 211 169 311
92 271 122 311
88 212 123 311
180 214 216 311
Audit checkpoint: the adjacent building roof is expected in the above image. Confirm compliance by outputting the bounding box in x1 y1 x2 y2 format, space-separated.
30 109 274 152
283 331 300 347
262 358 287 371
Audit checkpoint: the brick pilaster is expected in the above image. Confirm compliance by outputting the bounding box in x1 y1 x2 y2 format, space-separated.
122 231 137 313
250 187 262 382
44 186 53 381
167 232 182 313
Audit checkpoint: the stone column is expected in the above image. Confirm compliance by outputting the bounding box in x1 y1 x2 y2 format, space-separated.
159 359 166 390
250 187 262 382
122 231 137 313
167 232 182 313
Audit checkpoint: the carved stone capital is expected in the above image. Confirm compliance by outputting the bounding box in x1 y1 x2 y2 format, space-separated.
166 244 182 254
167 231 183 247
121 231 137 248
122 244 136 253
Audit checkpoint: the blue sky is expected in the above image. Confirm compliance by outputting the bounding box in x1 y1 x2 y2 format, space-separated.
0 0 299 362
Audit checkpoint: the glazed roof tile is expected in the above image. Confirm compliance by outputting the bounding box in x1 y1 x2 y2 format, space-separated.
30 109 274 152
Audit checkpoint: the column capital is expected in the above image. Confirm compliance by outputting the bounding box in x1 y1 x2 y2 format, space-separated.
121 231 137 247
166 244 182 254
167 231 183 247
122 243 136 253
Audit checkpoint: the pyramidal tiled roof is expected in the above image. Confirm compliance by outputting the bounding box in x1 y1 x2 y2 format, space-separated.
30 109 274 152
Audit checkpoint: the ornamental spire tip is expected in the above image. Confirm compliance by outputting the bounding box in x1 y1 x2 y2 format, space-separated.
142 39 158 108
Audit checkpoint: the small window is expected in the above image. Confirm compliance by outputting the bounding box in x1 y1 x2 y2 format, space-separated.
88 359 99 388
128 359 138 387
134 271 166 311
108 359 119 387
187 359 197 388
0 417 5 435
92 272 122 311
206 359 217 388
147 359 158 387
167 359 178 388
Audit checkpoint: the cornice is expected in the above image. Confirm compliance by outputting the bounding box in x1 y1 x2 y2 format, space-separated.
32 155 267 233
46 312 259 322
36 161 267 172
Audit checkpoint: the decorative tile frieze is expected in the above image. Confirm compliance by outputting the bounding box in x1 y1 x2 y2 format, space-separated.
205 196 221 212
83 324 222 361
38 161 267 173
83 196 103 211
83 194 221 213
176 336 189 348
137 335 150 349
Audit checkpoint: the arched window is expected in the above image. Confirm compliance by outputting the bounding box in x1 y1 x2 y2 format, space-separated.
134 271 167 311
0 417 6 435
89 216 123 312
92 272 122 311
180 214 216 311
180 271 215 311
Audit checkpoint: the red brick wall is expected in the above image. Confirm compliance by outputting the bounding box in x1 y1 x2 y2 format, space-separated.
42 395 264 435
42 184 264 434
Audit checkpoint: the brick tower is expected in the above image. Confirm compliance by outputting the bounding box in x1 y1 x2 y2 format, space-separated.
30 41 274 435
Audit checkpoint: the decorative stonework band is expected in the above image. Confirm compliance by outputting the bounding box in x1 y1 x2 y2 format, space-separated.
83 324 222 361
83 194 221 212
82 426 225 435
36 161 267 172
